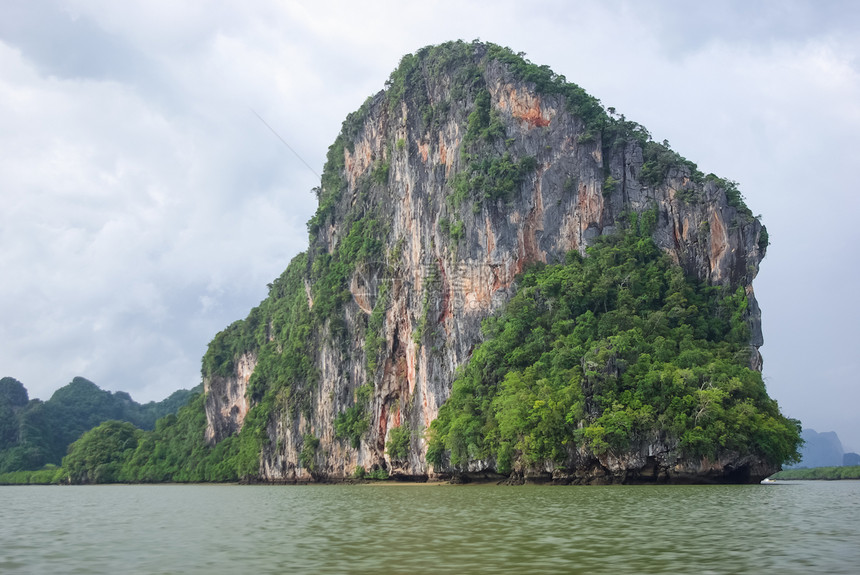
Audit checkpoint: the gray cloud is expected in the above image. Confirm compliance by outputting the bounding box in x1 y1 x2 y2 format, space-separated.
0 0 148 81
620 0 860 55
1 0 857 450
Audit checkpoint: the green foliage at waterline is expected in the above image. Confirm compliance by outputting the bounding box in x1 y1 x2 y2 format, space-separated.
427 218 801 473
51 393 249 484
771 466 860 481
62 420 142 484
0 466 63 485
1 394 235 485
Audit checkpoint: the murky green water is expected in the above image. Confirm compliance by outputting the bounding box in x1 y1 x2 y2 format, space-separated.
0 481 857 574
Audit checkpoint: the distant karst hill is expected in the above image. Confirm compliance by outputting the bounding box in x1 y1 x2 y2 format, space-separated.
0 375 199 472
786 428 859 469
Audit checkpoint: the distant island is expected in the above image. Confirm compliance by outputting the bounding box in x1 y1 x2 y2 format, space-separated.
784 428 860 469
767 428 860 480
772 466 860 481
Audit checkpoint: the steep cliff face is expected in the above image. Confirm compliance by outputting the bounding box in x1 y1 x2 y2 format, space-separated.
203 42 773 483
203 351 255 444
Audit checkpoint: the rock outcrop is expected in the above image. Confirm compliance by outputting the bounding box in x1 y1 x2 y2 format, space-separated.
203 41 771 483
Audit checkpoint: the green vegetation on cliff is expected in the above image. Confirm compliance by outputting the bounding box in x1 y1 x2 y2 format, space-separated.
334 383 372 449
427 216 800 472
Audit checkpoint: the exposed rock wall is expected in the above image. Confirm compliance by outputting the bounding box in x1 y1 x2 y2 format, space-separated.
204 351 255 444
204 43 768 483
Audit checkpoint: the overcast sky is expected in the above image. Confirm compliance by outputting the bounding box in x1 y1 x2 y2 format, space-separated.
1 0 857 450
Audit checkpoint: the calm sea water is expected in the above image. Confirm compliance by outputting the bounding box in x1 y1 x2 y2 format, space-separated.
0 481 858 574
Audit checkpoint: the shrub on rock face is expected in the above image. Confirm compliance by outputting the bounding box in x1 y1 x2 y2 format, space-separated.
386 426 411 461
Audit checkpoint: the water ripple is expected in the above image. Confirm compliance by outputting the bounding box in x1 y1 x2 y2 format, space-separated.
0 481 857 574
